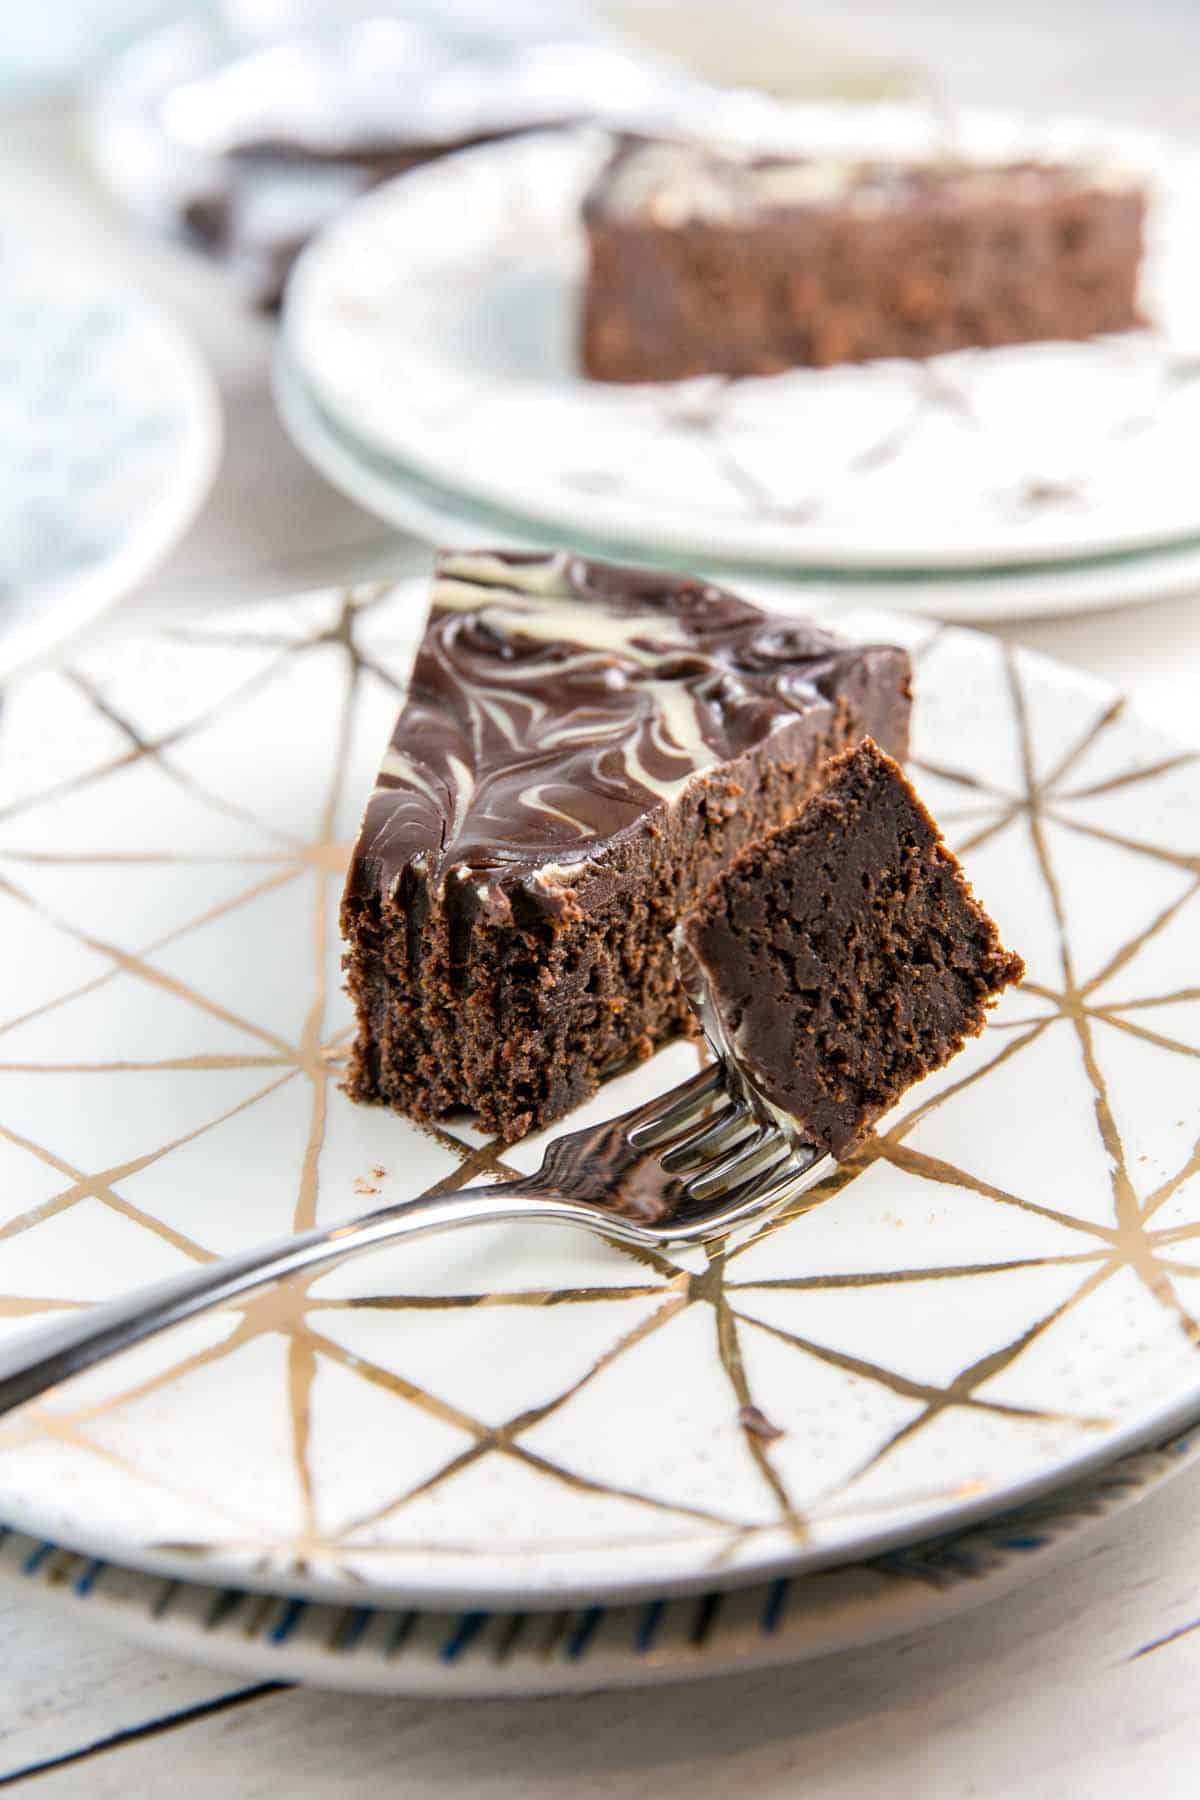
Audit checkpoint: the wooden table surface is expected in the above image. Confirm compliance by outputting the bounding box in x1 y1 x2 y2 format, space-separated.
7 1456 1200 1797
5 5 1200 1790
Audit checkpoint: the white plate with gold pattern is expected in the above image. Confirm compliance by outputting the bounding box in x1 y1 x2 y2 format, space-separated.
5 1420 1198 1693
283 107 1200 576
1 578 1199 1608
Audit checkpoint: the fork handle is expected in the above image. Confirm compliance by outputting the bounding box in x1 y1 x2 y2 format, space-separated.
0 1181 637 1420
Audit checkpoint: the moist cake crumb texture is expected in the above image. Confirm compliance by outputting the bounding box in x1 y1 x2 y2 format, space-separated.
677 737 1024 1159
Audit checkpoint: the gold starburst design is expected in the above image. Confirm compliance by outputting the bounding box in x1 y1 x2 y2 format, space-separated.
0 583 1197 1601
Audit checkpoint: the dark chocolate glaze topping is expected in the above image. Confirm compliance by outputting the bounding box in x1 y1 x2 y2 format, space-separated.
346 550 903 914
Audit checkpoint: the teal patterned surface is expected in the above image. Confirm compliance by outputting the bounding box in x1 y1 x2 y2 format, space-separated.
0 3 202 98
1 281 181 593
0 259 220 675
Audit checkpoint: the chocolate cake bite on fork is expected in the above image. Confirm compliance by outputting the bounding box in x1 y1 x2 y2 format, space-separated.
675 737 1025 1159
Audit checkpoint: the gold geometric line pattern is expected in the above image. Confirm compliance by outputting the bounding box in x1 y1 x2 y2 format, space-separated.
0 861 307 1054
0 1295 81 1317
284 641 361 1547
321 1289 715 1543
1055 748 1197 803
874 1017 1054 1140
155 753 305 854
0 1301 309 1466
876 1140 1118 1242
0 851 307 864
1089 1009 1200 1064
0 1056 292 1073
774 1257 1120 1504
1038 692 1126 793
733 1281 1113 1431
1102 987 1200 1011
1 588 1198 1588
310 1283 667 1311
1144 1136 1200 1230
946 805 1022 858
1047 811 1200 877
1146 1257 1200 1280
10 1404 282 1540
0 649 298 830
709 1245 803 1537
1005 649 1200 1347
142 1454 1004 1566
0 1070 301 1259
727 1249 1111 1293
1077 877 1200 1001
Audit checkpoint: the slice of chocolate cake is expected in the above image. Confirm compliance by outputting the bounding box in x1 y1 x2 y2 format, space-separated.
341 552 911 1141
676 737 1024 1159
582 135 1146 381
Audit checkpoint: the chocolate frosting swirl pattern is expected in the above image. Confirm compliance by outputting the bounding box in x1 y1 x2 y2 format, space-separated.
348 550 902 915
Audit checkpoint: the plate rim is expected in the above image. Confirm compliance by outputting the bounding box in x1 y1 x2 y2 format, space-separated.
6 1379 1200 1615
273 346 1200 624
0 273 223 684
281 110 1200 575
5 1416 1199 1694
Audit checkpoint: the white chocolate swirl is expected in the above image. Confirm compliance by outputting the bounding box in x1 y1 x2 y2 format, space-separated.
592 136 1140 229
346 550 906 914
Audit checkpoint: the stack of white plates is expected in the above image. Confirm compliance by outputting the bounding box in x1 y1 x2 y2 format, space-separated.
277 105 1200 622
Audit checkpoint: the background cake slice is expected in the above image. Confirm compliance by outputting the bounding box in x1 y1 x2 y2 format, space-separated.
341 551 911 1141
582 134 1145 381
676 737 1024 1159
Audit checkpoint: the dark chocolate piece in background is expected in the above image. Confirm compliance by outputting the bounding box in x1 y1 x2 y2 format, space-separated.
582 134 1146 380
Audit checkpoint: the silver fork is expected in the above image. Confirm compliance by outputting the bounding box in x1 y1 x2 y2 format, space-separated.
0 1064 831 1420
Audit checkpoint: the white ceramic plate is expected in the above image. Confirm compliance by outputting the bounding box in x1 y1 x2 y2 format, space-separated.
283 108 1200 575
2 580 1200 1609
5 1420 1198 1695
276 346 1200 623
0 257 221 682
